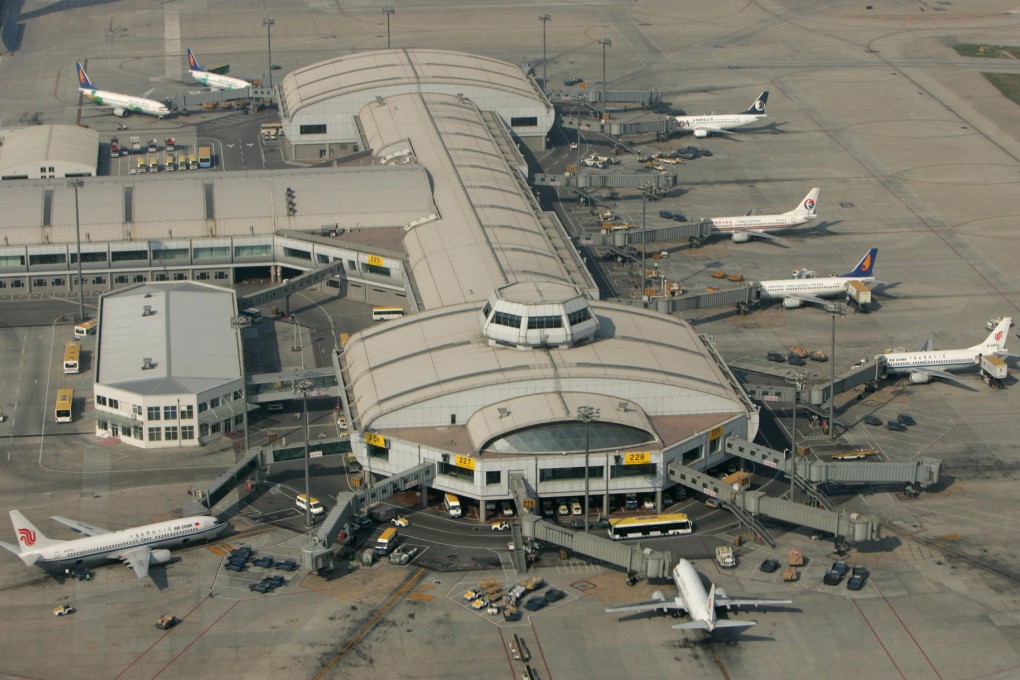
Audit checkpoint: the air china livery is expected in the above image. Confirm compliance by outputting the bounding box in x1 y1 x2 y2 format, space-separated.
605 559 792 632
674 91 769 138
709 188 819 242
1 510 226 579
760 248 877 309
879 317 1013 385
187 49 251 90
76 63 170 118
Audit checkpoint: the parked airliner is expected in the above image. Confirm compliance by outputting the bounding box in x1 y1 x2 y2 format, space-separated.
605 559 791 632
760 248 877 309
76 63 170 118
879 317 1013 384
673 91 769 138
187 49 251 90
1 510 226 579
708 188 819 242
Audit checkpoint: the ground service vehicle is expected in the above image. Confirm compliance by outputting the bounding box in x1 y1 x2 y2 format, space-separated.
62 341 81 374
981 354 1007 387
74 319 98 337
492 521 510 531
759 558 780 573
110 137 120 157
767 352 785 363
722 471 750 489
136 156 146 173
862 414 882 426
147 154 158 172
147 138 158 153
371 306 405 321
847 565 868 591
129 136 141 153
54 388 74 423
240 308 263 323
188 153 198 170
846 280 872 309
608 513 694 540
831 449 879 461
295 494 324 516
155 614 179 630
715 545 736 568
823 560 850 585
375 527 398 555
443 493 462 518
197 145 212 168
54 604 76 617
165 137 175 152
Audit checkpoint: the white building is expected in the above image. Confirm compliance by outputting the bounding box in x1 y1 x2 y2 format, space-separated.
92 282 245 449
0 125 98 180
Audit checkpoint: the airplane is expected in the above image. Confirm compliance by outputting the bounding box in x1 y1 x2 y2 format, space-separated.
759 248 877 309
605 558 792 632
1 510 226 579
187 48 251 90
879 317 1013 385
708 188 819 242
673 91 769 138
76 63 171 118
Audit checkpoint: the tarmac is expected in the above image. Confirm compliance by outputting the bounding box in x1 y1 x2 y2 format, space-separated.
3 1 1020 679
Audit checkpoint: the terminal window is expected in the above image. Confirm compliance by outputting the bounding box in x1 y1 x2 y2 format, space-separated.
510 116 538 127
147 427 162 441
299 124 327 135
165 427 179 441
492 311 522 329
181 405 194 419
182 426 195 440
147 406 161 421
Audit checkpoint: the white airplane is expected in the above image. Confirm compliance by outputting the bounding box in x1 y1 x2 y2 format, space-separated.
76 63 171 118
187 49 251 90
879 317 1013 385
605 559 792 632
1 510 226 580
709 188 819 242
760 248 877 309
674 91 769 138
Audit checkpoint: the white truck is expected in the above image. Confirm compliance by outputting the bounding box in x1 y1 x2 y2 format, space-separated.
715 545 736 569
980 354 1007 388
846 280 872 310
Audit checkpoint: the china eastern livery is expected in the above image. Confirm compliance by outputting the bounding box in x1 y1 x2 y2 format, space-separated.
673 91 769 138
709 188 819 242
187 49 251 90
76 63 170 118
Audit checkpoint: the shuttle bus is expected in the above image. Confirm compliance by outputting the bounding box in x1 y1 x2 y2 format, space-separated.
197 145 213 168
443 493 462 518
63 341 81 374
54 388 74 423
74 319 97 337
607 513 694 540
371 306 405 322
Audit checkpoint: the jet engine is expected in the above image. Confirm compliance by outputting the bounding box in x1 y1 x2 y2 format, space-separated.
113 108 128 117
783 298 804 309
150 549 172 565
909 373 932 384
731 232 750 243
694 129 709 138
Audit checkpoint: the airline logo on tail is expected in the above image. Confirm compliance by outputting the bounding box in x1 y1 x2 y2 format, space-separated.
187 49 202 72
803 198 815 212
859 251 872 274
746 91 768 114
17 528 36 546
76 63 95 90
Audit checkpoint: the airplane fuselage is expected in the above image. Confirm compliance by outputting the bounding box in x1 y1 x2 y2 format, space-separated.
80 88 170 117
760 276 875 301
191 71 250 91
673 560 714 628
881 350 982 375
674 113 765 134
710 214 813 233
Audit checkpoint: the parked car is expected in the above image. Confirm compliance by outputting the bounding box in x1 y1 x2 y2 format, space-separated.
672 213 688 222
887 420 907 432
597 516 611 528
544 588 566 603
502 501 515 517
897 413 916 426
862 414 882 426
570 499 583 516
558 502 570 516
524 596 548 611
823 560 850 586
759 558 780 574
846 565 868 591
569 518 586 530
658 210 673 219
767 352 786 363
491 520 511 531
787 354 807 366
355 516 374 530
642 498 655 511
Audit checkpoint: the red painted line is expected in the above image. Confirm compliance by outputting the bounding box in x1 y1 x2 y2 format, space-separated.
529 617 553 680
497 628 517 678
851 598 907 680
872 580 944 679
113 596 216 680
150 601 239 679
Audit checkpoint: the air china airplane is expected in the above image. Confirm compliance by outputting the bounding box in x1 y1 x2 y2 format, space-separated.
709 188 819 242
76 63 170 118
187 49 251 90
879 317 1013 385
760 248 877 309
605 559 791 632
674 91 769 138
1 510 226 580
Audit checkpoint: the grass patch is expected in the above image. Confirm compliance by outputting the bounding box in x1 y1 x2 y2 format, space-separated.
983 73 1020 107
953 44 1020 59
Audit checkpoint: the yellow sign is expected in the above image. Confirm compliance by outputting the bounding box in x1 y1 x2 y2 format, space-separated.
624 452 651 465
366 254 384 267
522 499 535 510
709 426 724 441
364 431 387 448
454 455 476 470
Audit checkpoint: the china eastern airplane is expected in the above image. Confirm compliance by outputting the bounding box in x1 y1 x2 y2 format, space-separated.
708 188 819 242
605 559 792 632
1 510 226 580
673 91 769 138
187 49 251 90
76 63 171 118
760 248 877 309
878 317 1014 385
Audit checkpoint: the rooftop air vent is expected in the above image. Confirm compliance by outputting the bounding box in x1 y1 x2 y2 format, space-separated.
141 357 156 370
142 305 154 317
497 407 511 418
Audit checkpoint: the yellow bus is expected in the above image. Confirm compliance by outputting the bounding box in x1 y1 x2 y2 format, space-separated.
74 319 97 337
63 341 81 374
371 306 405 321
608 513 694 540
54 388 74 423
260 122 284 138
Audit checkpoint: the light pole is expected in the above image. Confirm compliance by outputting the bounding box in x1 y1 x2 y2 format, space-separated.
577 406 601 534
382 7 395 49
539 14 551 92
640 183 651 304
827 303 847 440
263 18 275 90
67 179 85 323
229 316 251 458
785 371 809 503
598 37 612 128
293 378 314 529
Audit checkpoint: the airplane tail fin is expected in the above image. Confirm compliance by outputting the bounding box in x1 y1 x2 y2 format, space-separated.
9 510 59 555
789 188 819 217
841 248 878 278
75 62 96 90
742 91 768 115
975 317 1012 352
187 48 203 72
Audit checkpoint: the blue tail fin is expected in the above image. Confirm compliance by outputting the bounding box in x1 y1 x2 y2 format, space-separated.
75 62 96 90
841 248 877 278
187 48 203 72
742 91 768 115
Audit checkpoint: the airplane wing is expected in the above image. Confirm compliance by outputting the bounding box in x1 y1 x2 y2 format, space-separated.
115 546 152 578
50 516 112 536
605 595 685 614
784 294 832 309
749 230 782 243
716 594 792 609
909 368 971 386
744 209 756 217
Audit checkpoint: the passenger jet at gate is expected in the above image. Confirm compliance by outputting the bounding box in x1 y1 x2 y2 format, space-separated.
878 317 1013 385
605 559 792 632
1 510 226 580
709 188 819 242
673 91 769 138
76 63 171 118
759 248 878 309
187 49 251 90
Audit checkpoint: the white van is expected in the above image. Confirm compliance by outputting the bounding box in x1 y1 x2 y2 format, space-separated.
295 493 325 516
443 493 462 518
